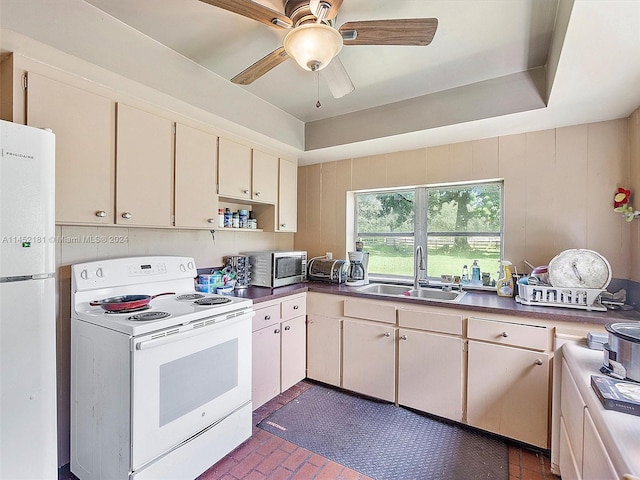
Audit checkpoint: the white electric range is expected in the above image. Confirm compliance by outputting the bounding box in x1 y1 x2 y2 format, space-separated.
71 256 253 480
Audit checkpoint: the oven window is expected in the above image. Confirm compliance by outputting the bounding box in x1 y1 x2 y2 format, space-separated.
274 256 302 279
158 339 238 427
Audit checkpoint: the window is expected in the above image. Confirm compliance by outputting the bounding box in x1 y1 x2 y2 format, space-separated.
355 181 503 284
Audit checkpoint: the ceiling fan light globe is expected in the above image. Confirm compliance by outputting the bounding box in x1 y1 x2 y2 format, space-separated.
283 23 343 72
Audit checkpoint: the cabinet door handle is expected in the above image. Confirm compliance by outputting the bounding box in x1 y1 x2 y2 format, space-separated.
308 319 314 324
254 191 261 197
121 212 132 219
264 315 271 321
274 328 281 334
384 331 391 337
293 305 299 310
243 189 250 195
280 223 287 228
400 335 408 341
534 359 543 366
501 331 509 338
207 218 216 224
284 325 291 331
95 210 107 218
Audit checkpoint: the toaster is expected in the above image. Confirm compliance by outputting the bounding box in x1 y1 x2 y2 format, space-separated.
307 258 348 284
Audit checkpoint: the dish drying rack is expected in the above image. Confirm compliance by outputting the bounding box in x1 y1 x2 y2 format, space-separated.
516 283 606 311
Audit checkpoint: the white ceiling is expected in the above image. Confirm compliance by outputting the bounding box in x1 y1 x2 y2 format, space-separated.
1 0 640 165
82 0 559 123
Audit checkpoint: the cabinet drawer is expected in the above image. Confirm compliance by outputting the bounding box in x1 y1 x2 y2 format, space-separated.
468 317 550 351
343 299 396 324
282 295 306 320
252 303 281 331
397 309 462 335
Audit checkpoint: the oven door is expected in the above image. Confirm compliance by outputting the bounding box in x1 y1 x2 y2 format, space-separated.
130 313 252 470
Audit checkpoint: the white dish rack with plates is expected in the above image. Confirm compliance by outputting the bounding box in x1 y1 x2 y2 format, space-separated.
516 283 606 311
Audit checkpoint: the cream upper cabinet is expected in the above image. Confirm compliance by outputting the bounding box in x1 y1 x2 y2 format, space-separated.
174 123 218 228
217 137 252 201
251 149 278 204
26 72 115 224
278 157 298 232
116 103 174 227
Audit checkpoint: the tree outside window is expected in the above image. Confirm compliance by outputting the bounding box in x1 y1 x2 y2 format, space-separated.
355 181 503 284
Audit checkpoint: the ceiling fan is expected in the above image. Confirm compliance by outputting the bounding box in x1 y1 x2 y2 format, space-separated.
199 0 438 100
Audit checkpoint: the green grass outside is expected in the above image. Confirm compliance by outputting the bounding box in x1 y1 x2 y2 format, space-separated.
365 243 501 282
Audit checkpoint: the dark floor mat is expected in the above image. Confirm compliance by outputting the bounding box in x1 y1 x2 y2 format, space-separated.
258 384 509 480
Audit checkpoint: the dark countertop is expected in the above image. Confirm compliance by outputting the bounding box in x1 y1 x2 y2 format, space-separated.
232 281 640 326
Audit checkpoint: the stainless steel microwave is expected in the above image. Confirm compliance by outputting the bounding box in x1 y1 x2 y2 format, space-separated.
241 250 307 288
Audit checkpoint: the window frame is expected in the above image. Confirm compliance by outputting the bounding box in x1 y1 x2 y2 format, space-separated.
354 180 504 284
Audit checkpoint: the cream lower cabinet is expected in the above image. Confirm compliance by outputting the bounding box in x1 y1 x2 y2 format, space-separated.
466 317 552 448
307 314 341 387
342 318 396 402
251 293 307 409
397 308 464 421
26 72 115 224
341 298 397 402
559 358 618 480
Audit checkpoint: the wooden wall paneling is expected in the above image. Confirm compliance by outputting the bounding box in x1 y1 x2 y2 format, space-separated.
426 144 450 184
630 108 640 280
586 120 629 278
386 148 428 188
352 154 387 190
555 125 589 252
472 137 500 179
320 161 338 255
448 141 473 182
305 163 323 257
499 133 528 268
524 129 557 265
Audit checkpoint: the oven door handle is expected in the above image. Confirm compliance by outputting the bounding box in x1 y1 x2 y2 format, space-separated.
134 312 252 351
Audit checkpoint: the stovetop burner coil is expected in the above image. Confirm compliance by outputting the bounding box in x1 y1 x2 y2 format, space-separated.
128 311 171 321
105 306 150 314
194 297 232 306
176 293 205 301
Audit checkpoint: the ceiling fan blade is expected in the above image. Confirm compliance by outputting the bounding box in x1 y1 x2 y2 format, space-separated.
231 47 289 85
199 0 292 29
323 56 354 98
339 18 438 46
309 0 343 21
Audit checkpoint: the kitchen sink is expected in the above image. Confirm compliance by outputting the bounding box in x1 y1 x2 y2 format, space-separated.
405 288 466 303
355 283 466 303
356 283 412 296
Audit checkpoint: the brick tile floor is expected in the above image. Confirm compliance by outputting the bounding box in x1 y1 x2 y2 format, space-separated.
59 379 560 480
199 380 560 480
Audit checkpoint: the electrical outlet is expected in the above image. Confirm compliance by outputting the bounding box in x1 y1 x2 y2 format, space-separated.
326 252 332 259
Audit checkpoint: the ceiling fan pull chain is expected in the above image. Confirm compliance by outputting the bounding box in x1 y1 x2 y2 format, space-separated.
315 69 322 108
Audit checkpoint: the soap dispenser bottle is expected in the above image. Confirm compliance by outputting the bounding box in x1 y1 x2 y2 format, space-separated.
496 260 515 297
471 260 481 284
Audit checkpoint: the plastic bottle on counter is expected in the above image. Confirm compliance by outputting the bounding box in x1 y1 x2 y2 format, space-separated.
496 260 515 297
471 260 481 283
461 265 469 283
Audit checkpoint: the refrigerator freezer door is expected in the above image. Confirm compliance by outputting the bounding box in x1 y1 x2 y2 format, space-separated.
0 277 57 479
0 120 55 278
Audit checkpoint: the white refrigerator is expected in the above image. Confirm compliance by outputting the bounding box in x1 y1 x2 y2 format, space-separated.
0 120 57 479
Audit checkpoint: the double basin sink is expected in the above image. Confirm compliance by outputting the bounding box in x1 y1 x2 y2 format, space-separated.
355 283 466 303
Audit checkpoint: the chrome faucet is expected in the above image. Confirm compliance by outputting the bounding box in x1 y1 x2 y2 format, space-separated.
414 245 427 289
